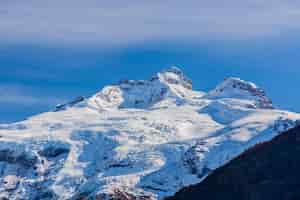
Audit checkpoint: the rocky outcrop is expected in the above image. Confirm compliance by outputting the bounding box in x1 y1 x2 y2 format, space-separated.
95 188 155 200
55 96 86 112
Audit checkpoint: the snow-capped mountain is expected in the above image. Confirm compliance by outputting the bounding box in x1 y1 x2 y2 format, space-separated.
0 67 299 200
167 125 300 200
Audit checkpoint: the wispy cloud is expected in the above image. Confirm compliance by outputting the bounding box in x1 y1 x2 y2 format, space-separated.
1 0 300 46
0 84 64 106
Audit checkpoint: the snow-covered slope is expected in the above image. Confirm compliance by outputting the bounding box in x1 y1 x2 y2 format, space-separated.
0 67 299 200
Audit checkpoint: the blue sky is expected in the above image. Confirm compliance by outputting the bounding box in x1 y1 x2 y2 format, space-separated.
0 1 300 123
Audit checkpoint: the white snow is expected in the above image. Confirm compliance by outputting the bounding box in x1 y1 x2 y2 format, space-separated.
0 67 299 199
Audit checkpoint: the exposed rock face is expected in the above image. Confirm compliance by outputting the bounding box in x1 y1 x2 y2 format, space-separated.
95 188 155 200
168 125 300 200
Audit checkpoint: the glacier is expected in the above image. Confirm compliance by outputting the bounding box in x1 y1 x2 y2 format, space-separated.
0 67 299 200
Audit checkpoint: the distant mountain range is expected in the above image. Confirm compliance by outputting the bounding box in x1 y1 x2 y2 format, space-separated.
0 67 299 200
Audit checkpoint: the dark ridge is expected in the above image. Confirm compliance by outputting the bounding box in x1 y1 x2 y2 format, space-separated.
167 125 300 200
54 96 85 112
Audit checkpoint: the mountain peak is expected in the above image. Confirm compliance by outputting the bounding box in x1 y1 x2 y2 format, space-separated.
158 66 193 90
163 66 184 76
87 66 194 110
206 77 273 109
220 77 259 90
54 71 274 112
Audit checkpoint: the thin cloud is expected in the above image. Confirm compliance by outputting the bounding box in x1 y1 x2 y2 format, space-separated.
0 84 65 106
1 0 300 46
